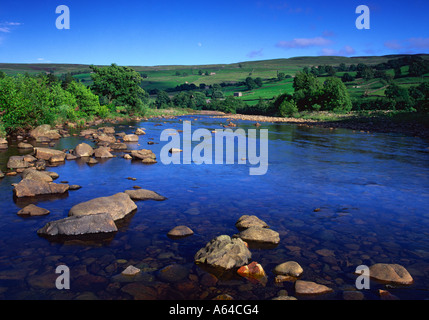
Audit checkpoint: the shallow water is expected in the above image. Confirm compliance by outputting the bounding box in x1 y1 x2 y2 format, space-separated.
0 115 428 300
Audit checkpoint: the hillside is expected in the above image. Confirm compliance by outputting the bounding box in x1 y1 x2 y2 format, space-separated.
1 54 428 106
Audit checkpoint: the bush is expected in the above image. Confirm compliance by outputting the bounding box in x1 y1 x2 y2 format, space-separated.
66 81 101 116
279 100 298 117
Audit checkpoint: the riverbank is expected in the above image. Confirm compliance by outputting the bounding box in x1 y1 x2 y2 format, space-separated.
210 111 429 140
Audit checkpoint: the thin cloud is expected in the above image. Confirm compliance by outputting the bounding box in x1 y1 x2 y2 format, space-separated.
276 37 332 49
0 21 22 33
384 37 429 51
247 48 264 58
408 37 429 50
320 46 356 56
384 40 403 50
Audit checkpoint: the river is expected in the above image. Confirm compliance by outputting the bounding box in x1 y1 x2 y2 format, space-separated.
0 115 428 300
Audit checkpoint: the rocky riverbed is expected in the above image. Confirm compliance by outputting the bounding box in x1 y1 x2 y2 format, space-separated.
0 115 427 300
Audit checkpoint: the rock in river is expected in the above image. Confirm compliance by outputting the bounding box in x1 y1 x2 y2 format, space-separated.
34 147 66 163
68 192 137 221
94 146 114 158
273 261 303 277
17 204 50 216
7 156 31 169
123 134 139 142
29 125 61 141
37 212 118 237
294 280 333 296
235 215 268 230
130 149 156 162
73 143 94 157
13 179 69 198
234 226 280 245
194 235 251 270
368 263 413 285
21 169 53 183
124 189 167 201
167 226 194 238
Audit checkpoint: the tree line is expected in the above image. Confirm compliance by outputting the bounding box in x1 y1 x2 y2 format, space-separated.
0 64 149 134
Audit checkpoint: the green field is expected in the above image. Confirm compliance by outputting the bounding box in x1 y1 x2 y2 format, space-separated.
1 54 428 105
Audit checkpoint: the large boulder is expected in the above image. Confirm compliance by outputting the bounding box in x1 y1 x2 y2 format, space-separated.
29 125 61 140
368 263 413 285
130 149 156 162
13 179 69 198
37 213 117 237
22 169 53 183
123 134 139 142
124 189 166 201
94 146 114 158
73 143 94 157
0 137 7 150
7 156 31 169
34 148 66 163
68 192 137 221
194 235 251 271
95 134 116 144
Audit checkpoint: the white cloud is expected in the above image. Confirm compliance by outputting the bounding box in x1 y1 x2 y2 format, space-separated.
0 22 22 33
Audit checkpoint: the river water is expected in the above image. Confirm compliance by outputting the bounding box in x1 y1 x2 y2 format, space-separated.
0 115 428 300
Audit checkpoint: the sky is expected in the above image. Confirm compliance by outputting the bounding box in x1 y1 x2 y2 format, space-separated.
0 0 428 66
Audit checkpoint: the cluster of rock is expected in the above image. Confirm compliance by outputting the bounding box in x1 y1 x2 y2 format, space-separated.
37 188 166 237
192 214 415 299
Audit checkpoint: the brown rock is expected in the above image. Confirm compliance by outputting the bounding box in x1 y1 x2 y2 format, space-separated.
17 204 50 216
124 189 166 201
34 148 66 163
73 143 94 157
68 192 137 221
13 179 69 198
123 134 139 142
235 215 268 229
167 225 194 238
369 263 413 285
295 280 333 295
94 146 114 158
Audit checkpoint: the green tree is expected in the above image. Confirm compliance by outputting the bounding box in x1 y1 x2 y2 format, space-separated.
293 72 322 111
279 99 298 117
90 63 148 114
66 81 101 116
277 72 286 81
321 77 352 113
254 77 263 87
341 73 354 82
245 77 257 90
155 90 171 109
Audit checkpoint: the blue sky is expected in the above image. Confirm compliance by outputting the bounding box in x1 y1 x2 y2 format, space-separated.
0 0 428 66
